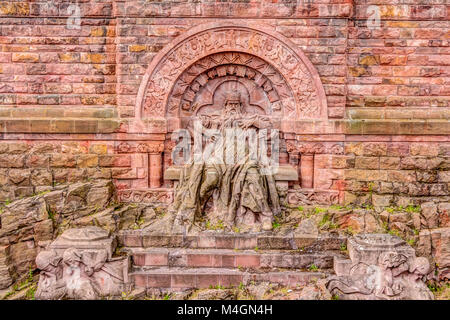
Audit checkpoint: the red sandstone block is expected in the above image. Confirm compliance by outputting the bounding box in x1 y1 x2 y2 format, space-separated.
142 235 167 247
229 3 260 17
347 85 373 96
187 254 211 267
197 236 216 248
236 255 260 268
123 234 142 247
171 274 196 288
26 154 50 168
288 274 314 286
12 53 39 63
221 255 235 268
132 254 145 266
362 143 387 156
211 255 223 268
355 156 380 170
184 236 198 248
219 274 243 287
99 155 131 167
410 5 446 20
112 168 137 179
380 157 400 170
145 253 168 266
373 85 398 96
132 274 147 288
197 274 220 289
30 120 52 133
215 236 234 249
261 3 296 17
147 275 170 288
169 235 184 247
410 143 439 157
234 237 257 250
5 119 30 133
266 274 289 286
387 143 410 157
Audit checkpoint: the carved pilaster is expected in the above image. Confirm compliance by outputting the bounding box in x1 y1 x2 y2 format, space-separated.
300 154 314 189
148 143 164 189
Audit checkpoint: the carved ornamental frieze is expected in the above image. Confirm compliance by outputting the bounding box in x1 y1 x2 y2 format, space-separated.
117 189 173 204
327 234 434 300
286 141 345 155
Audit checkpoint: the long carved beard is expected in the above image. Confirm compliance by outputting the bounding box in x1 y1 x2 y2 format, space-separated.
222 106 242 118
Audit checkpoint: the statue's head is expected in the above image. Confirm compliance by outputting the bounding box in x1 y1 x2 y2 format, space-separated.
223 91 242 115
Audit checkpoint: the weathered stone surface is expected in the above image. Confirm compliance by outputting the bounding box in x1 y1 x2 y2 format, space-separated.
0 180 119 289
327 234 434 300
1 197 48 233
246 282 272 300
0 0 448 300
421 202 439 229
35 227 127 300
298 282 332 300
0 246 14 289
0 1 446 209
192 289 236 300
295 218 318 236
438 203 450 227
417 228 450 281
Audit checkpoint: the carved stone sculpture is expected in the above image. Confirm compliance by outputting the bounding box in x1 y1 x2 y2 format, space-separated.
35 227 128 300
169 89 280 232
35 250 66 300
135 23 328 121
326 234 434 300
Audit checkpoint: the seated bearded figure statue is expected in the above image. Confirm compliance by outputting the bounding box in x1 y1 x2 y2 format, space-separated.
170 91 280 232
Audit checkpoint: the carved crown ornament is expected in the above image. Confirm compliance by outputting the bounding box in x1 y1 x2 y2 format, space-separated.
132 22 328 134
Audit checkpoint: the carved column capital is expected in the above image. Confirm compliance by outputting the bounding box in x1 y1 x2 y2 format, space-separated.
147 143 164 154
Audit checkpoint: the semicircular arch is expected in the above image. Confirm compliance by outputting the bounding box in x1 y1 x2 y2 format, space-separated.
135 21 328 123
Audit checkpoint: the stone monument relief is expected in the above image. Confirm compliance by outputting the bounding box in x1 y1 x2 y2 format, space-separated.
135 23 327 123
35 227 128 300
0 1 448 302
327 234 434 300
169 89 283 233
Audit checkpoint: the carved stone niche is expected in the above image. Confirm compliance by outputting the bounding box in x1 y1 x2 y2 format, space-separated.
167 52 295 124
327 234 434 300
135 22 328 122
35 227 129 300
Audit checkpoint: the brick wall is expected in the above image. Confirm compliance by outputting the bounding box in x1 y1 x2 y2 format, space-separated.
0 0 448 206
343 0 449 206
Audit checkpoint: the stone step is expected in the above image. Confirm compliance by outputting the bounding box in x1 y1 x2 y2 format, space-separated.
118 230 346 251
130 267 327 289
127 248 339 270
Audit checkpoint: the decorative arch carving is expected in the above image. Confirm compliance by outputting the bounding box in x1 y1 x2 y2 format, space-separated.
135 21 328 127
167 52 294 120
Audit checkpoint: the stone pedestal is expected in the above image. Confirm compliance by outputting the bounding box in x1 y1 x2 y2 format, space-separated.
327 234 434 300
36 227 130 300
